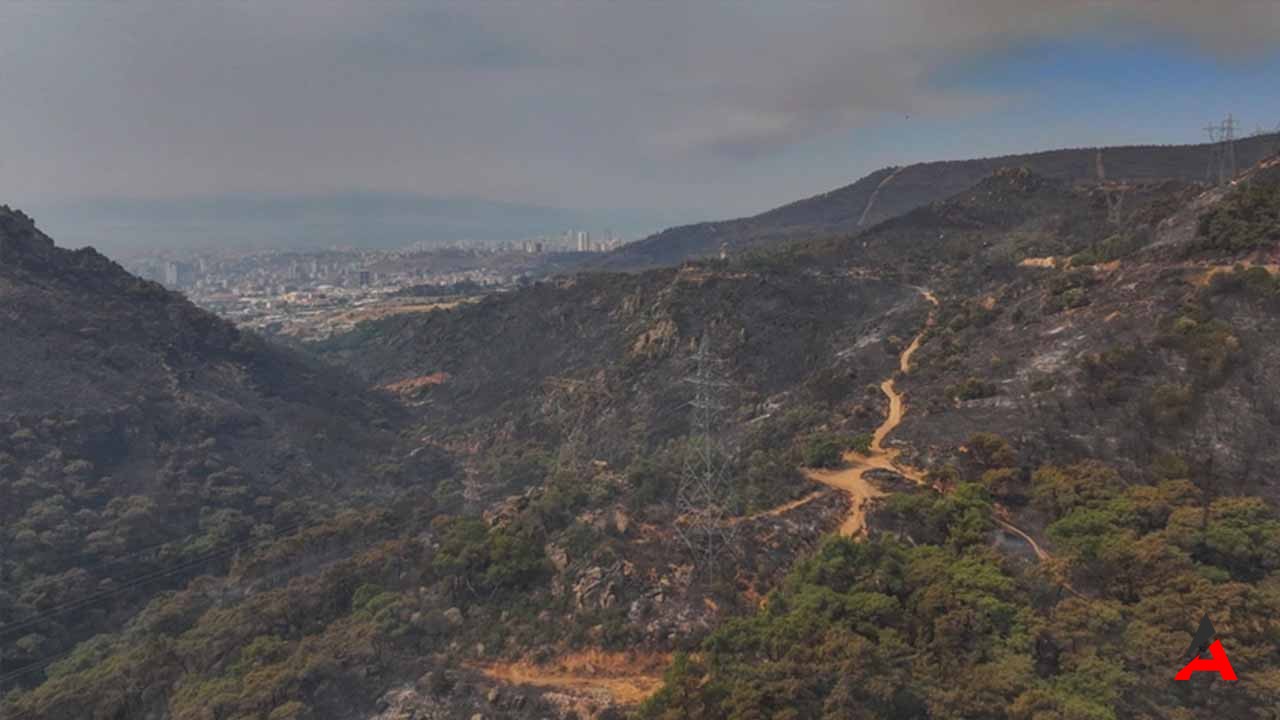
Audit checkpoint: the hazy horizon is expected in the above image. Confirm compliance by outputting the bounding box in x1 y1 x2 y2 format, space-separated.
4 2 1280 253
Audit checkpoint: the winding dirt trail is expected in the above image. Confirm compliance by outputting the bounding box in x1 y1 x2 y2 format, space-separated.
995 516 1049 562
478 287 1076 707
802 287 1066 580
479 293 942 705
802 288 938 536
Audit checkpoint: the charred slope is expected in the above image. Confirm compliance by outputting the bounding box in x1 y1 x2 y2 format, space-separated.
635 159 1280 720
0 207 439 681
769 155 1280 503
886 159 1280 498
598 133 1280 271
318 266 926 479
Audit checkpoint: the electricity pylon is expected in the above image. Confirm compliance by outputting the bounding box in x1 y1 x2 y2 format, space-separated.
675 335 738 576
1204 114 1239 185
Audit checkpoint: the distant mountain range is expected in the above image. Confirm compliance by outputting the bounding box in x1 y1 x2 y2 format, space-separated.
596 132 1280 270
32 134 1279 268
26 192 697 258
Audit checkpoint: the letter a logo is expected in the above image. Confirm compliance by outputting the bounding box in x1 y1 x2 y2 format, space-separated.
1175 613 1237 681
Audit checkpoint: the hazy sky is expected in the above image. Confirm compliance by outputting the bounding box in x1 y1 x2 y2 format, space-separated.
3 2 1280 223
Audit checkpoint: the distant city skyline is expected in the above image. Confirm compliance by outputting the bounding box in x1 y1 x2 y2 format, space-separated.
22 192 679 257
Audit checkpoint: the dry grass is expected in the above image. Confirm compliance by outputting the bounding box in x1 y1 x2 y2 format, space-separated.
380 371 450 394
477 650 671 706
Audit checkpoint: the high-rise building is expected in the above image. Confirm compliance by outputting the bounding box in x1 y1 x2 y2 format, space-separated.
163 261 193 288
576 230 590 252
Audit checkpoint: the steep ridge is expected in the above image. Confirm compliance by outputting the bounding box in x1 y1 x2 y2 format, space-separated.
0 207 436 687
597 133 1280 271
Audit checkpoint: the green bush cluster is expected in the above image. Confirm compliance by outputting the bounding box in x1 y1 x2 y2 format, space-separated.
1041 268 1095 313
641 459 1280 718
1069 230 1145 266
801 434 843 468
1155 309 1240 385
431 516 549 594
1194 179 1280 253
800 431 874 469
946 376 998 401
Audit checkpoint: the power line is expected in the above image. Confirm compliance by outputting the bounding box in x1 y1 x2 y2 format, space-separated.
0 649 71 689
0 519 314 641
0 509 411 691
1204 114 1239 185
0 523 313 689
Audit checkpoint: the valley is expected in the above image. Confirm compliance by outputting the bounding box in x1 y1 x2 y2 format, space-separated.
10 6 1280 718
6 145 1280 720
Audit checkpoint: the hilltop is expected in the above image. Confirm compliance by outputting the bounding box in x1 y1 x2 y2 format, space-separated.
598 133 1280 270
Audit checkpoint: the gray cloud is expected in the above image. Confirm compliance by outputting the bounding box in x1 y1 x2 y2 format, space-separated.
2 1 1278 233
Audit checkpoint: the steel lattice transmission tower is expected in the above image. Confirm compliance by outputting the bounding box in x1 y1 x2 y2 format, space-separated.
674 335 738 575
1204 114 1239 185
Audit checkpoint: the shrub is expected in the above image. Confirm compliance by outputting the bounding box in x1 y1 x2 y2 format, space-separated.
802 434 843 469
1156 312 1240 384
947 377 998 401
1148 383 1194 426
432 516 548 593
1071 232 1145 266
1150 452 1190 481
847 433 873 456
1031 461 1123 516
1029 374 1056 393
968 432 1016 468
1044 269 1095 314
1208 265 1280 302
981 467 1022 500
625 455 675 511
1194 180 1280 253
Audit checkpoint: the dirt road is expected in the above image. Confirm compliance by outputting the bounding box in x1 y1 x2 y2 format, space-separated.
802 288 937 536
476 650 669 709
